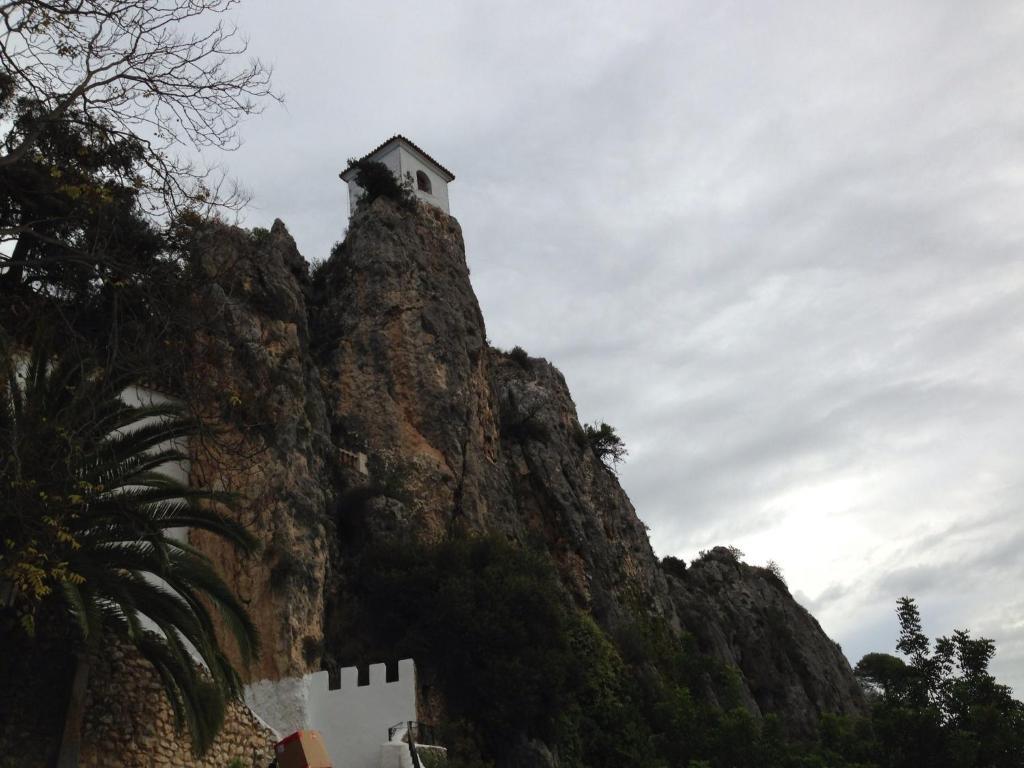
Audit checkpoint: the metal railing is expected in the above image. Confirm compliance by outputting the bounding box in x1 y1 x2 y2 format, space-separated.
387 720 439 745
386 720 443 768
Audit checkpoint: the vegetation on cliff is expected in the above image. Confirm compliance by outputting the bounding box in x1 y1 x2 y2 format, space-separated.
332 535 741 767
582 421 628 471
345 158 418 212
333 536 1023 768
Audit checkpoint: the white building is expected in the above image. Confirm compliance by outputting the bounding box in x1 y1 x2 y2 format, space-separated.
245 659 445 768
340 135 455 215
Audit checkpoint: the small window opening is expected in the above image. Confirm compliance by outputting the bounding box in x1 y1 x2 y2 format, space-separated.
416 170 432 194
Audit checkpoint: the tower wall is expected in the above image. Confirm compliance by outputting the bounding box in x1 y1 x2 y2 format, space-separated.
397 146 451 213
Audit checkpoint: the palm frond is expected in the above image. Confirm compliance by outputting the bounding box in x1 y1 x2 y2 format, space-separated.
1 335 260 755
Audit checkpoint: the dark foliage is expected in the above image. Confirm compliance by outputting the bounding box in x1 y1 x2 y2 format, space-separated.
0 94 206 396
855 652 911 703
0 336 259 755
338 536 898 768
347 159 417 212
848 598 1024 768
762 560 788 590
697 545 745 565
508 346 531 370
349 539 579 754
0 100 166 295
583 421 627 470
660 555 688 579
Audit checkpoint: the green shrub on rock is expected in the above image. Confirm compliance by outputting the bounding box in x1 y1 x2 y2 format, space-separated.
348 159 417 212
583 421 627 470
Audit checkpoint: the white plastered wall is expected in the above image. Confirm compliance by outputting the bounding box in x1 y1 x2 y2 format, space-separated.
396 146 451 213
245 659 418 768
120 386 190 545
118 386 200 650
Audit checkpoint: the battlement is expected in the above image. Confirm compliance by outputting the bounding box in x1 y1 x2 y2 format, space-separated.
331 658 408 688
244 659 417 768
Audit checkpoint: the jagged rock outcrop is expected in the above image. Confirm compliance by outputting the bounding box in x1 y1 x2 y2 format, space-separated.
314 201 493 539
309 197 865 732
313 200 671 623
163 197 863 745
4 198 864 765
666 547 865 734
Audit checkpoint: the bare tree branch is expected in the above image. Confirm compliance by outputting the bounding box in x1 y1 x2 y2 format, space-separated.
0 0 277 215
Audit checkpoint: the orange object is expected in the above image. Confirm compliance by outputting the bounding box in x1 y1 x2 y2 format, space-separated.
275 730 332 768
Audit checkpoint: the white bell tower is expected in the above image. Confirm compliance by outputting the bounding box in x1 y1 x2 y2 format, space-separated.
340 135 455 215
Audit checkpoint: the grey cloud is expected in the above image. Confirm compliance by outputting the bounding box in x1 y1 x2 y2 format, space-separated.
226 0 1024 695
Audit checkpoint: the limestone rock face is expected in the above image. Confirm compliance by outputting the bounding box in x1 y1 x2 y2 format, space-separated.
45 199 864 764
315 201 491 541
667 547 865 734
310 198 865 732
314 200 669 622
187 219 333 681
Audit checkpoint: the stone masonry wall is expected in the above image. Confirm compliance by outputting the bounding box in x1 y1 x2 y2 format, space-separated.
80 639 275 768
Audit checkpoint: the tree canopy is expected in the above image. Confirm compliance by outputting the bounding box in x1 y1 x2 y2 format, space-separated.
852 597 1023 768
0 0 275 224
0 1 272 757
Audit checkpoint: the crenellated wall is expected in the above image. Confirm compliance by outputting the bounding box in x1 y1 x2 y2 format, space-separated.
244 659 418 768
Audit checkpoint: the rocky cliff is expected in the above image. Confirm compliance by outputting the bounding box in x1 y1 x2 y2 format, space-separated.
312 200 672 624
186 220 334 681
40 195 865 764
300 197 862 733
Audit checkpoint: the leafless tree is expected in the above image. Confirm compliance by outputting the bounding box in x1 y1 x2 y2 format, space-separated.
0 0 277 227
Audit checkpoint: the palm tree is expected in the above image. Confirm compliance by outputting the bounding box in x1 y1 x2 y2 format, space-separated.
0 336 260 765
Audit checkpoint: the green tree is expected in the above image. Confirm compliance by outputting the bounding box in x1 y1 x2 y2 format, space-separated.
0 93 166 295
853 597 1024 768
0 0 274 223
0 0 277 339
894 596 933 707
583 421 627 470
854 652 910 704
350 537 579 758
0 336 259 763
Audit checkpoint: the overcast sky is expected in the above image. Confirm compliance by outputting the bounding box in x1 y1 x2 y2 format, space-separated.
224 0 1024 693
